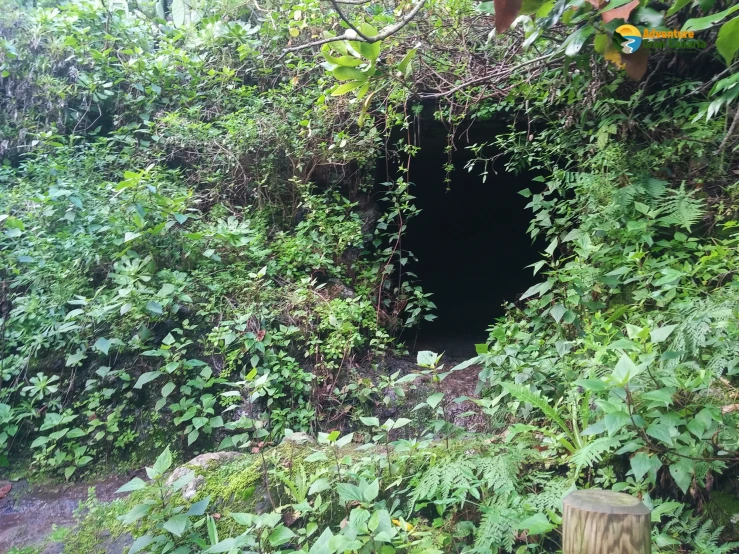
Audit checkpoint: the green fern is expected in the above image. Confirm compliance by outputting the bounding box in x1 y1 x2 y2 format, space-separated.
656 183 704 230
472 500 517 553
568 436 621 471
502 383 577 451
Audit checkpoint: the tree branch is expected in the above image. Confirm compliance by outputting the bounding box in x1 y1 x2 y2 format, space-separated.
419 51 561 99
283 0 427 53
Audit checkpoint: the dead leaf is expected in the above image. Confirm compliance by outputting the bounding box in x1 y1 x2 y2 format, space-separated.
722 403 739 414
0 482 11 499
494 0 524 33
623 48 649 80
604 42 626 69
256 329 266 341
585 0 605 7
602 0 639 24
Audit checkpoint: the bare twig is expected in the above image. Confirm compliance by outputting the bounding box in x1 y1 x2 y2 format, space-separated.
283 0 427 53
716 105 739 156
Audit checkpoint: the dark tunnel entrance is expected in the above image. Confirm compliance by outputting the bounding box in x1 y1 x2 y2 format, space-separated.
383 119 544 348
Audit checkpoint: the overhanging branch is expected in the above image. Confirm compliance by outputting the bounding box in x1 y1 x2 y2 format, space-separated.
283 0 427 53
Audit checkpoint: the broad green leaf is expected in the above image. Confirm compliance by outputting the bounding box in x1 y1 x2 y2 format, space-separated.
610 354 641 386
268 525 297 547
116 477 147 493
650 324 677 344
309 478 331 496
146 301 163 315
360 416 380 427
134 371 162 389
397 49 416 73
630 451 661 483
163 514 189 537
666 0 691 16
417 350 440 368
332 81 364 96
170 470 195 492
66 350 86 367
93 337 111 355
563 25 594 57
717 16 739 65
363 479 380 502
646 422 675 447
682 4 739 32
161 381 176 397
153 446 173 476
332 66 366 81
669 458 693 493
426 392 444 409
550 304 566 323
120 503 151 524
128 534 155 554
516 513 556 535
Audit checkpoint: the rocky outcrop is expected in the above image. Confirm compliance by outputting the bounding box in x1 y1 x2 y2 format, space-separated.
166 451 243 500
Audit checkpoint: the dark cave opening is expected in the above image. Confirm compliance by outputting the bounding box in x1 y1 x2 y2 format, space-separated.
383 119 544 347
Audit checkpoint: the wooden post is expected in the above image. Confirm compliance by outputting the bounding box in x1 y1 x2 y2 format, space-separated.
562 489 651 554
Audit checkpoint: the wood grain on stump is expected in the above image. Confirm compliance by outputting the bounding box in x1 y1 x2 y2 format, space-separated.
562 489 651 554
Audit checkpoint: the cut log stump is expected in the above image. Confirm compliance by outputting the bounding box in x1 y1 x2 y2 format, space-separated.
562 489 651 554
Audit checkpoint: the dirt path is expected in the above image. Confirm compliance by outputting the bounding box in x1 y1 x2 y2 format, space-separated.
0 474 131 553
383 336 489 432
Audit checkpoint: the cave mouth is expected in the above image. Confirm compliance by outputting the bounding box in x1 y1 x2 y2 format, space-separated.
386 120 543 350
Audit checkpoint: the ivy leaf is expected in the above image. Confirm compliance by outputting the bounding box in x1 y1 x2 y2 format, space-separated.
146 301 163 315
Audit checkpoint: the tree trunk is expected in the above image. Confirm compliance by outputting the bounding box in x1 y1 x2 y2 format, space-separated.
562 489 651 554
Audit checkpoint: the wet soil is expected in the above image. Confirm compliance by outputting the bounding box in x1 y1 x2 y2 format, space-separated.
378 336 489 433
0 474 131 552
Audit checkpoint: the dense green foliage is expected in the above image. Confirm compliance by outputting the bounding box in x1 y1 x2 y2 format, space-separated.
2 0 739 552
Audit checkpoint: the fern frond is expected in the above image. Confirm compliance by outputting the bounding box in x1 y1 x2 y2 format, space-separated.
656 184 704 230
569 436 621 471
502 383 576 448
